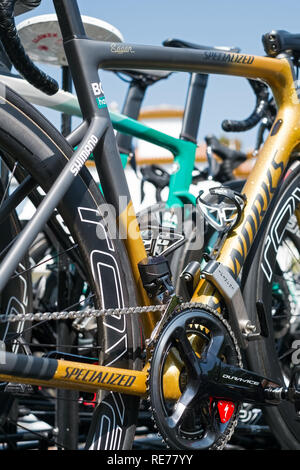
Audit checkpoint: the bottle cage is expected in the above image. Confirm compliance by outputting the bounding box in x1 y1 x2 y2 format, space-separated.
197 185 246 232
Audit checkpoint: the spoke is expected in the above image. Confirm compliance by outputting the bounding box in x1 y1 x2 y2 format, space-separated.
0 161 18 209
0 175 37 225
14 342 101 351
172 326 201 379
4 293 96 344
278 347 298 361
7 417 65 450
10 243 78 280
282 239 300 267
0 235 16 259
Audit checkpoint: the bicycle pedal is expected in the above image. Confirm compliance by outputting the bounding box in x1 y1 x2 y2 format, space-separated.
4 382 34 394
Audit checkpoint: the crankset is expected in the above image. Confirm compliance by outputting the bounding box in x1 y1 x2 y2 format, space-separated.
148 307 300 450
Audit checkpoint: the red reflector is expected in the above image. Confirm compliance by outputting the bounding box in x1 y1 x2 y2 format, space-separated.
217 401 235 423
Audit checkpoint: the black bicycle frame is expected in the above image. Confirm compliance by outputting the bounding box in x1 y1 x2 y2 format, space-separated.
0 0 274 291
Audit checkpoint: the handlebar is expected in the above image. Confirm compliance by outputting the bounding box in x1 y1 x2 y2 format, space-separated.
221 79 269 132
205 134 247 182
0 0 58 95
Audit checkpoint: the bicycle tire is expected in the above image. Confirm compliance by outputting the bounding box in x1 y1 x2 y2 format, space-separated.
243 159 300 449
0 84 142 450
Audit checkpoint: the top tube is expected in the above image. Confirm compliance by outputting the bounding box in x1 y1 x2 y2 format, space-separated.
91 42 296 107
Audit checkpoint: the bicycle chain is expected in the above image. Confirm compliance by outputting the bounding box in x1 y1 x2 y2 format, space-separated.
0 302 206 323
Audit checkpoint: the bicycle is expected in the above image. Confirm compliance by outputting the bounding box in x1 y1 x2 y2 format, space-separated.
0 0 299 451
0 18 246 447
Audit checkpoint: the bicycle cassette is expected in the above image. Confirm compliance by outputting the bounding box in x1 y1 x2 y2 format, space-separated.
147 307 242 449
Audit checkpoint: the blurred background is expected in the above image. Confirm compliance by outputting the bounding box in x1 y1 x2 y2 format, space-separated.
15 0 300 152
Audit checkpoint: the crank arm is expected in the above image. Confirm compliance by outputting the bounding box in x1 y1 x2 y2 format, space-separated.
202 354 300 414
206 355 281 405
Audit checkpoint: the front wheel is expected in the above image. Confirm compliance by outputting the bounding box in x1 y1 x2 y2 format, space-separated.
243 160 300 449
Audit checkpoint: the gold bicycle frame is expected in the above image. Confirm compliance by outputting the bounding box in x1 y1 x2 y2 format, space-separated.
1 50 300 398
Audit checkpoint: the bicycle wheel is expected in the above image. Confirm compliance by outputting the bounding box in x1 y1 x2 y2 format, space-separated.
0 178 32 352
0 84 142 450
0 177 34 447
243 159 300 449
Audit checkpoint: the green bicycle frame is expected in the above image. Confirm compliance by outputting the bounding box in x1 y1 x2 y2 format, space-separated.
54 94 198 207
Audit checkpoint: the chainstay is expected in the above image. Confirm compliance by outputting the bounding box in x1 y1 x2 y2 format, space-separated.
0 302 210 323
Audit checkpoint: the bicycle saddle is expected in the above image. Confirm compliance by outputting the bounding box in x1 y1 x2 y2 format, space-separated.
262 30 300 57
205 135 247 163
163 38 240 53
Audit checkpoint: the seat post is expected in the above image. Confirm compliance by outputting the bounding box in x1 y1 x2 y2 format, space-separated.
180 73 208 143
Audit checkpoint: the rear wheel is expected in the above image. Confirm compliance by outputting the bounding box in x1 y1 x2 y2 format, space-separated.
0 86 142 449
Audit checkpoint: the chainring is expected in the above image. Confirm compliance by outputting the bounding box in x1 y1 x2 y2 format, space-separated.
147 306 242 450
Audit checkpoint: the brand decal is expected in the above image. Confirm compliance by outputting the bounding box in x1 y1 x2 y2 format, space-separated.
111 43 135 54
261 187 300 282
91 82 107 109
216 268 235 292
286 214 300 238
70 135 98 176
222 373 260 386
96 96 107 109
63 366 136 387
229 153 284 276
239 406 262 423
204 51 255 65
91 82 104 96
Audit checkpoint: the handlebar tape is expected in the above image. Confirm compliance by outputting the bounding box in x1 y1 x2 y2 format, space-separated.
0 0 58 95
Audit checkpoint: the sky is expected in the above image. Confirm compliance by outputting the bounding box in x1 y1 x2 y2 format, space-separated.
15 0 300 151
